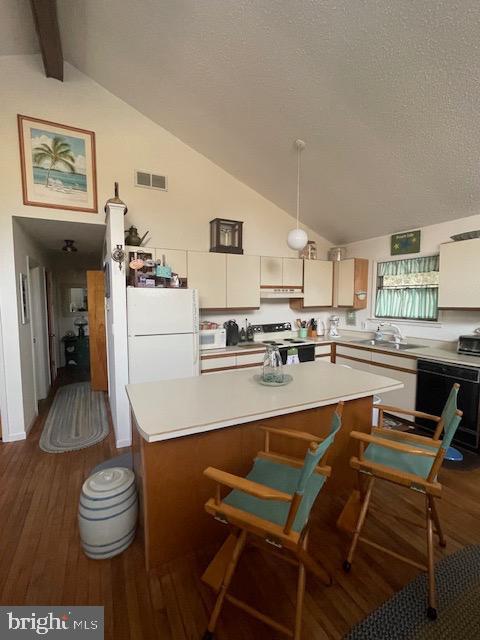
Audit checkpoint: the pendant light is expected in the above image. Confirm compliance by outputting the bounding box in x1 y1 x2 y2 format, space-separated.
287 139 308 251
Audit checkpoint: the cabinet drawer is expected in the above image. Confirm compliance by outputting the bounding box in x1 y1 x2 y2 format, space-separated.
335 345 372 361
314 345 331 356
236 352 264 367
370 352 417 371
201 355 236 371
335 356 372 374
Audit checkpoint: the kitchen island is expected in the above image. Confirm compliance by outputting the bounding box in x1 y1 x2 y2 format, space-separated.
127 360 403 571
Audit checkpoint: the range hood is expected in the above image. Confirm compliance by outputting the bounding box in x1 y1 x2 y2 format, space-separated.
260 287 304 299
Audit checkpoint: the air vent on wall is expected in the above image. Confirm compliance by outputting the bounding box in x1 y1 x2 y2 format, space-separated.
134 170 168 191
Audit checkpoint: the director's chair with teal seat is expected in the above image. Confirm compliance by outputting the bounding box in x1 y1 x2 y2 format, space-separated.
201 402 344 640
343 383 462 620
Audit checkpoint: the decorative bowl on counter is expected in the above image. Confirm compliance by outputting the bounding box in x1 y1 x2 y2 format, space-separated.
254 373 293 387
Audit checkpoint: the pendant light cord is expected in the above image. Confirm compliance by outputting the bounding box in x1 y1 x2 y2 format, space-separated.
296 144 301 230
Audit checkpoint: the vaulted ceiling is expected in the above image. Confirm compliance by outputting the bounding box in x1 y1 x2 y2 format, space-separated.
4 1 480 243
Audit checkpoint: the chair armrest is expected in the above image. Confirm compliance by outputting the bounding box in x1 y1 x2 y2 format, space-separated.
204 467 292 501
259 426 324 444
256 451 332 477
350 431 438 457
375 405 441 422
372 427 441 448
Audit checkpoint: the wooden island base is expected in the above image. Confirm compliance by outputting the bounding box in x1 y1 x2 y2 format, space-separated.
133 395 372 573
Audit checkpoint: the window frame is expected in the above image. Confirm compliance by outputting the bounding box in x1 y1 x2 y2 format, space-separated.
371 255 440 324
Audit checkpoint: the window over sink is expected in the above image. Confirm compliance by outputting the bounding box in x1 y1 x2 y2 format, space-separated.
375 255 439 321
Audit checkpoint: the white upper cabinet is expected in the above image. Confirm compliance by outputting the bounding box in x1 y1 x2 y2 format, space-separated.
282 258 303 287
226 255 260 308
260 256 303 287
187 251 226 309
260 257 283 286
302 260 333 307
438 239 480 309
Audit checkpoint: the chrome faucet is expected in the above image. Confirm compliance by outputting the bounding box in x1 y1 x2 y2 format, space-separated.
379 322 404 344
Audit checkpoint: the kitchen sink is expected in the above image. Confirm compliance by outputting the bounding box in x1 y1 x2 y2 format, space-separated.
350 339 420 351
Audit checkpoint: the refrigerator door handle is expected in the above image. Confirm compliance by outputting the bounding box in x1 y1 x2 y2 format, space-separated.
193 331 199 367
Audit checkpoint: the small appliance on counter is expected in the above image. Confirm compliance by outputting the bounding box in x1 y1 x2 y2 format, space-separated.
199 327 227 351
328 315 340 338
316 319 325 337
458 330 480 356
224 319 240 346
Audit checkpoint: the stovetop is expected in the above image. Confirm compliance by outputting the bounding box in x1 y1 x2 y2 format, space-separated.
251 322 315 348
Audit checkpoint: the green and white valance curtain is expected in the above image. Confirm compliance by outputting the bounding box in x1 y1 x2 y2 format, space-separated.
375 255 439 321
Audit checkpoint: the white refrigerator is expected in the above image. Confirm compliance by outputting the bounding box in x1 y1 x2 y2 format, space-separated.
127 288 200 384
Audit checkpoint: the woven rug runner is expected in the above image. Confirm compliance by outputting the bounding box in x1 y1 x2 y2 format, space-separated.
346 545 480 639
40 382 109 453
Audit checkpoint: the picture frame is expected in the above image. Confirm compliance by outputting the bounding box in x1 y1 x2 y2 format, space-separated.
19 273 29 324
17 114 98 213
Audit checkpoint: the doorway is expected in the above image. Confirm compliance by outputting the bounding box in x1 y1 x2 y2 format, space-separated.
28 261 50 403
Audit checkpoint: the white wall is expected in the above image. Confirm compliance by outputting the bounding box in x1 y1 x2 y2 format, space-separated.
0 54 329 440
201 300 333 335
342 215 480 341
12 219 52 433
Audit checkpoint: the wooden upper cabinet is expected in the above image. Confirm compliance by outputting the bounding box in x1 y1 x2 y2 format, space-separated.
187 251 226 309
300 260 333 307
438 239 480 309
335 258 369 309
260 256 283 286
156 248 188 279
226 255 260 308
282 258 303 287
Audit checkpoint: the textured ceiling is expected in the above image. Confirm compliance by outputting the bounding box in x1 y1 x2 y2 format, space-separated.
0 0 38 55
11 1 480 243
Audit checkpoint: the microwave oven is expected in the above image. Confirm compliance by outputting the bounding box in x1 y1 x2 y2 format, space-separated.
458 334 480 356
199 328 227 351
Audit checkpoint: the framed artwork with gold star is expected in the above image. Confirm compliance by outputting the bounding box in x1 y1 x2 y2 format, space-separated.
390 230 421 255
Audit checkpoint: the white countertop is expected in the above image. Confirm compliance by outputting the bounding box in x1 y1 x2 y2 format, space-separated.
126 360 403 443
200 336 480 368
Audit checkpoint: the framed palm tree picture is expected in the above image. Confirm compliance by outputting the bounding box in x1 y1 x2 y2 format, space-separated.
17 115 98 213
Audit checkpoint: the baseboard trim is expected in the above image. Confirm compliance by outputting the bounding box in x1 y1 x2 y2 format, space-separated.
116 438 131 449
2 431 27 442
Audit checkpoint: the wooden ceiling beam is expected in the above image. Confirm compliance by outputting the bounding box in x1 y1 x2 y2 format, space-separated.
30 0 63 81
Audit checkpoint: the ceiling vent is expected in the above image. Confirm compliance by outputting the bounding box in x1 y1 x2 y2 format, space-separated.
134 170 168 191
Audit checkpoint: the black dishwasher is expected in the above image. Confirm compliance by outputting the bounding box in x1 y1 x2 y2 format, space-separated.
416 360 480 451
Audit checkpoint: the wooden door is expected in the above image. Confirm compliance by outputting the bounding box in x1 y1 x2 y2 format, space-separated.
226 254 260 308
87 271 108 391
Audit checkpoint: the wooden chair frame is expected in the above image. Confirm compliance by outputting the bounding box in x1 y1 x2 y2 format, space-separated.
343 392 462 620
201 402 344 640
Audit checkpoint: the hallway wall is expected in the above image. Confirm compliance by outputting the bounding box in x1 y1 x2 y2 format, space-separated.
12 219 51 432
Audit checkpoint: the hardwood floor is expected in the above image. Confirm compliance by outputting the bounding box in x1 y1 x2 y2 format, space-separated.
1 379 479 639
